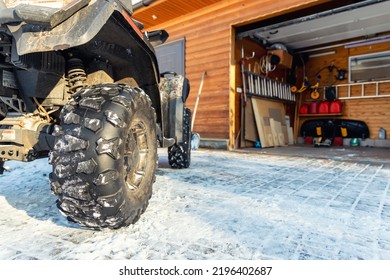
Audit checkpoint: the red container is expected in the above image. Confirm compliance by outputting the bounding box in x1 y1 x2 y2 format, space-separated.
299 104 309 114
329 100 342 114
308 101 318 114
318 101 329 114
304 136 313 144
333 137 343 146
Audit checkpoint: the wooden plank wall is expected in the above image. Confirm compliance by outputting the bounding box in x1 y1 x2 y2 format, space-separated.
299 41 390 139
135 0 329 142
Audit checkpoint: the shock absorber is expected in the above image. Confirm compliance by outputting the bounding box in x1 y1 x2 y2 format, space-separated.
67 58 87 94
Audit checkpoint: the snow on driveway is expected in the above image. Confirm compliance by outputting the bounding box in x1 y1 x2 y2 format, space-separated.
1 149 390 260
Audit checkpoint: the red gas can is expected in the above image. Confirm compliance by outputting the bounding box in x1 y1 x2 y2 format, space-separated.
329 100 342 114
308 101 318 114
332 137 343 146
299 104 309 114
318 101 329 114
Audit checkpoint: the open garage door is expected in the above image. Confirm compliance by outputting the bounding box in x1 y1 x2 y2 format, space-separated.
237 0 390 52
235 0 390 149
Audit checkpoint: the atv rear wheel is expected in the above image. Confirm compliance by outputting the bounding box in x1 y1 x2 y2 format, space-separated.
168 108 192 168
50 84 157 229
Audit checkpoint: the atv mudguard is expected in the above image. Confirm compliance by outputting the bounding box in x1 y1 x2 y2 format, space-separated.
159 73 190 145
3 0 131 56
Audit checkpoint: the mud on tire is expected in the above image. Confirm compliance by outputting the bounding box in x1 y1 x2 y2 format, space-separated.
168 108 191 169
49 84 157 229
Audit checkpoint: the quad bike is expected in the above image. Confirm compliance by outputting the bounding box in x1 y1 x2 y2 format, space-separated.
0 0 192 229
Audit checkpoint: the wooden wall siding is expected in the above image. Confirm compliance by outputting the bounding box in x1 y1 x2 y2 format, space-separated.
133 0 224 29
299 41 390 139
343 99 390 139
134 0 329 141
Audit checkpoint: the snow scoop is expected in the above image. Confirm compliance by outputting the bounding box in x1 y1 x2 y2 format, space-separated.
191 71 207 150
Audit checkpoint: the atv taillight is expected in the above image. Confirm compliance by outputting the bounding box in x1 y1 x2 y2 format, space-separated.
3 0 75 8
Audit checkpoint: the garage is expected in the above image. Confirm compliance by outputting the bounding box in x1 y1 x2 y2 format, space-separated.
133 0 390 150
234 0 390 149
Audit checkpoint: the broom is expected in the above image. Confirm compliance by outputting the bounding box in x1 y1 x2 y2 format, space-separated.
191 71 206 150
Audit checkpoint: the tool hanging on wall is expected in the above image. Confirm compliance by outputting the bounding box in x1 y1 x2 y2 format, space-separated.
311 63 347 100
239 45 255 148
310 77 321 99
254 62 261 95
248 63 254 94
241 46 255 100
291 55 309 94
260 53 279 75
191 71 206 150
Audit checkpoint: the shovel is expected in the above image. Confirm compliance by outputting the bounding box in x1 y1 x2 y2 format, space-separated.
191 71 206 150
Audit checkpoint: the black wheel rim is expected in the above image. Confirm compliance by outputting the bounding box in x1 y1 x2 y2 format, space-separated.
124 121 148 191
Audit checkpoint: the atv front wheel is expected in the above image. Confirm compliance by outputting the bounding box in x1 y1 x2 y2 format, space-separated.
50 84 157 229
168 108 192 168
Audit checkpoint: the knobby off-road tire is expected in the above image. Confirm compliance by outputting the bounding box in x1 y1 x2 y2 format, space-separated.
50 84 157 229
168 108 192 169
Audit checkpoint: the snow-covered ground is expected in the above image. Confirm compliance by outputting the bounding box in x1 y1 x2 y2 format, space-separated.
1 148 390 260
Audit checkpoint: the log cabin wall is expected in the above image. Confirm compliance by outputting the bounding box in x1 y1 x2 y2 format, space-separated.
299 41 390 140
133 0 330 147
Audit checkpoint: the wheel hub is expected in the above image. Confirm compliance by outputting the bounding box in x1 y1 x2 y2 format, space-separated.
123 121 148 191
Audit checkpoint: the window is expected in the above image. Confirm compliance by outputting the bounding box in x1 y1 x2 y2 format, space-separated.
349 51 390 83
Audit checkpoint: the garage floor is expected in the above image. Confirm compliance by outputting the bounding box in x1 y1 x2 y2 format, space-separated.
241 145 390 166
